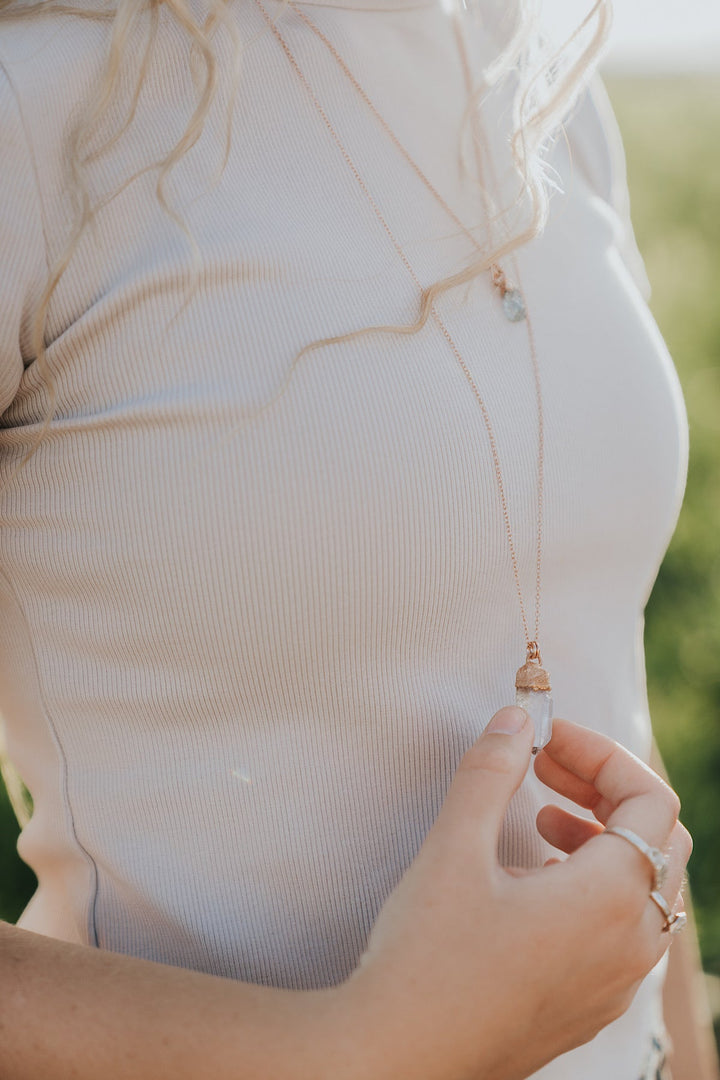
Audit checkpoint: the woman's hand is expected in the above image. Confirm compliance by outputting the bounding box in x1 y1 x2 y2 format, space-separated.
336 707 691 1080
0 708 690 1080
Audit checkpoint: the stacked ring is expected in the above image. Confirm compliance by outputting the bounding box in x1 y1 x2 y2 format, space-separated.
603 825 687 935
649 890 688 935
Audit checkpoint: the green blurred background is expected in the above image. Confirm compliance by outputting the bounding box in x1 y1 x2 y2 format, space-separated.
604 73 720 1042
0 68 718 1041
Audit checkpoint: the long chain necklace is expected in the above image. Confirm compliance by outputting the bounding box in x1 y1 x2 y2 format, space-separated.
253 0 554 751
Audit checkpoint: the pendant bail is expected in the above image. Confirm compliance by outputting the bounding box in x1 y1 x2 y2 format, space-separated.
491 263 508 294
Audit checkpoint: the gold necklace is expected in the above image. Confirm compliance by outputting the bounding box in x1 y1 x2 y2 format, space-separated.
253 0 553 751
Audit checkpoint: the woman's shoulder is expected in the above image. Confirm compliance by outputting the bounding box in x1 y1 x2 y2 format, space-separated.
561 73 617 205
0 9 107 155
0 12 108 283
0 56 47 414
561 71 652 301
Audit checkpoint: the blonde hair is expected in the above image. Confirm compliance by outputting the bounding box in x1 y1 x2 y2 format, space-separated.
0 0 612 439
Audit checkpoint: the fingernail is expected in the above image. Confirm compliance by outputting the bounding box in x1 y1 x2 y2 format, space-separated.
486 706 528 735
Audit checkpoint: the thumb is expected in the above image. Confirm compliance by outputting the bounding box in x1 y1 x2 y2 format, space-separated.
431 706 534 860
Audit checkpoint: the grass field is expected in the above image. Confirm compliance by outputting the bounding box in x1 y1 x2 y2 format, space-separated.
0 70 718 1038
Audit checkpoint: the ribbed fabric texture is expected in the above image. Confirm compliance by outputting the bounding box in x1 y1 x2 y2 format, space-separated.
0 2 687 1076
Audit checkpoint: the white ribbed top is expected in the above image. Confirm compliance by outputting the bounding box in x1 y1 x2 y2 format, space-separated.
0 3 687 1076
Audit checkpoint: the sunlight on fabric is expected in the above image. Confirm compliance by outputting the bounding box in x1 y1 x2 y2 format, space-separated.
230 767 253 785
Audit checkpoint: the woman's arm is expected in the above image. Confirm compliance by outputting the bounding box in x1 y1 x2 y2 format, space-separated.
0 711 692 1080
649 740 720 1080
662 900 720 1080
0 920 351 1080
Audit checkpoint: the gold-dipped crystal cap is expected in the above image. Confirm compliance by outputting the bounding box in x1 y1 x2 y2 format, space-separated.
515 647 552 692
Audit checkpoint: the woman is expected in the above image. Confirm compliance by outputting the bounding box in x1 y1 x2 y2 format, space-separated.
0 0 713 1075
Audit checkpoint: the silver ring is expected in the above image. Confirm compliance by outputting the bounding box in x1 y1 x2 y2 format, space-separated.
604 825 669 891
667 911 688 934
649 889 672 922
649 891 687 934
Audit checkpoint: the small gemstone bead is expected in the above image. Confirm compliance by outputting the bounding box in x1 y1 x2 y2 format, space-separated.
502 288 526 322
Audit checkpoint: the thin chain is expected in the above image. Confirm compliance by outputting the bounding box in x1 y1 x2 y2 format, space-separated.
252 0 544 652
451 16 545 648
290 0 545 651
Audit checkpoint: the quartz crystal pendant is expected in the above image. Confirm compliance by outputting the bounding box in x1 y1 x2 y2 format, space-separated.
515 649 553 754
502 287 527 322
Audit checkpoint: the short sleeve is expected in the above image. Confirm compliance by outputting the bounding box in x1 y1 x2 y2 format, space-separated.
562 71 652 304
0 62 47 415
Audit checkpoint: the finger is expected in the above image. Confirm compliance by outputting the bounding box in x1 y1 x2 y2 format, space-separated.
539 719 680 847
536 804 604 855
534 752 618 825
645 821 693 963
534 752 601 811
568 814 692 935
431 706 534 862
648 821 692 912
